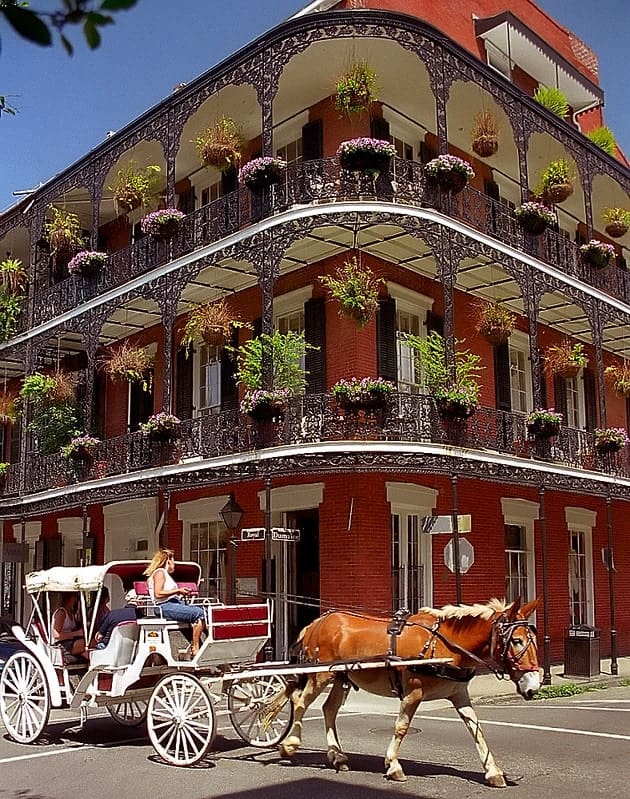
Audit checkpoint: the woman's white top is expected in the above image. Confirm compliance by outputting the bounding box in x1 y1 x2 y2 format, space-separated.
148 568 178 605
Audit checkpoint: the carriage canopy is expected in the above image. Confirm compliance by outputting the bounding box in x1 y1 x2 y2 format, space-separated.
25 561 203 594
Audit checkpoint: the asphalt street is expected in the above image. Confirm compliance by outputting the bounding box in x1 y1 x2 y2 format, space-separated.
2 684 629 799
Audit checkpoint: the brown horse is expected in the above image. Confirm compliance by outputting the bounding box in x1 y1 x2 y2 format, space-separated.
280 597 540 787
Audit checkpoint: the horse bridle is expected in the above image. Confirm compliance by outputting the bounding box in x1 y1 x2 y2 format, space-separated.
490 613 539 677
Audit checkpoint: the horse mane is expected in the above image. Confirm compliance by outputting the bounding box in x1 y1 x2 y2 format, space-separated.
419 597 509 621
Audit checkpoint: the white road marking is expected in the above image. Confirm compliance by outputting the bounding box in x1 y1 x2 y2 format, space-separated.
419 714 630 741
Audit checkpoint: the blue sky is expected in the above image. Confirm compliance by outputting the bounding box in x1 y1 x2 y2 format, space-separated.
0 0 627 212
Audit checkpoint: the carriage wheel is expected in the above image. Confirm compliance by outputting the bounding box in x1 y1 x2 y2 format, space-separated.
227 674 294 748
107 700 148 727
0 651 51 743
147 673 215 766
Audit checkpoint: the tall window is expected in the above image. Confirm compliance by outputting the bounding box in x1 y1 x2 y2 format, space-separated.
397 308 422 392
569 530 588 625
196 343 221 415
391 513 425 612
277 137 302 164
277 307 306 372
508 332 532 413
200 181 221 207
392 135 414 161
504 524 529 601
565 375 583 428
189 521 227 601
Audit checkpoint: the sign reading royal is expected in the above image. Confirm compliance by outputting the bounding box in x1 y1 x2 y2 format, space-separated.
241 527 266 541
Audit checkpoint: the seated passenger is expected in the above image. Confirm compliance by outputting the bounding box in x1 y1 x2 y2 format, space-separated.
92 586 111 631
144 548 205 657
52 591 89 661
94 589 142 649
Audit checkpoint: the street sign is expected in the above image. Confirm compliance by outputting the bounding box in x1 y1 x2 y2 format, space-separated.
241 527 266 541
422 514 472 535
444 537 475 574
1 542 29 563
271 527 300 542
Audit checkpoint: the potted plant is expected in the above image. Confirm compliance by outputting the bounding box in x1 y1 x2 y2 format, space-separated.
514 201 555 236
403 331 483 420
67 250 108 278
0 257 26 294
471 110 499 158
140 412 182 442
424 154 475 194
474 301 516 346
181 299 249 350
533 85 569 119
239 157 287 192
194 116 243 172
0 461 9 490
61 434 100 463
537 158 576 204
331 377 395 411
0 287 25 343
229 330 317 420
44 206 84 262
334 61 378 116
319 256 383 328
336 138 397 177
240 387 291 422
0 392 17 424
586 126 616 156
526 408 563 439
543 341 588 378
140 208 185 241
99 341 153 392
109 162 162 214
593 427 628 455
602 208 630 239
18 372 79 455
604 362 630 397
579 240 616 269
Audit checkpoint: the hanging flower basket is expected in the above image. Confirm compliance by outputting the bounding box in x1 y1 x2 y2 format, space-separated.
425 155 475 195
332 377 394 412
239 157 286 192
334 61 378 116
194 117 243 172
515 201 555 236
61 434 100 464
140 412 182 442
437 397 476 420
526 409 562 439
337 138 396 177
594 427 628 454
543 341 588 378
470 110 499 158
579 240 616 269
140 208 185 241
543 182 573 204
67 250 107 278
605 222 628 238
241 389 290 423
474 301 516 347
472 135 498 158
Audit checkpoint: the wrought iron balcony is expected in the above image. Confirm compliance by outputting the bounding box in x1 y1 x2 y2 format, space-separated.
9 393 629 499
27 157 628 330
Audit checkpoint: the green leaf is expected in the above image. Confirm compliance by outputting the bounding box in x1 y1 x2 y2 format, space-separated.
101 0 138 9
1 6 52 46
60 33 73 55
83 18 101 49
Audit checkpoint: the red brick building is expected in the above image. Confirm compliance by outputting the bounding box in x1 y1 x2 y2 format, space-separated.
0 1 628 676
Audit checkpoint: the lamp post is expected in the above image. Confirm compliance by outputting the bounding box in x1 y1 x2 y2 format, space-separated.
219 494 244 604
606 496 618 676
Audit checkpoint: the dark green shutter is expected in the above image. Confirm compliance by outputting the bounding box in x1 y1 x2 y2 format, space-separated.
583 369 598 431
484 180 500 200
302 120 323 161
129 380 153 431
426 310 444 337
178 187 195 214
175 346 194 421
377 297 397 382
221 166 238 194
92 368 106 439
494 341 512 411
305 297 326 394
371 117 390 141
221 330 238 410
419 140 437 164
553 375 568 421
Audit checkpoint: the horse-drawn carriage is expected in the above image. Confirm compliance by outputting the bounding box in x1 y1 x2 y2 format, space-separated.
0 560 540 786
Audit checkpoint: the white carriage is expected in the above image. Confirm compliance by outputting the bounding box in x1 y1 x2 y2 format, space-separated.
0 560 294 765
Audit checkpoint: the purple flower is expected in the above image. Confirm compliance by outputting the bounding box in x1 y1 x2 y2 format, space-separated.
67 250 107 275
515 202 555 224
239 157 286 187
140 412 181 435
425 154 475 180
240 388 290 415
336 138 397 158
140 208 185 237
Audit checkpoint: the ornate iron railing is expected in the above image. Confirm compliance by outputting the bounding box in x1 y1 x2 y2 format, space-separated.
28 157 627 329
9 392 629 498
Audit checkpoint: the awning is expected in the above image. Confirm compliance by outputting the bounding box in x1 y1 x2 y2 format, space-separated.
475 12 603 113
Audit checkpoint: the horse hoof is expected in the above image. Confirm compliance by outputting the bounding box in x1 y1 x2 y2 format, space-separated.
279 743 296 758
327 750 350 772
487 774 507 788
385 765 407 782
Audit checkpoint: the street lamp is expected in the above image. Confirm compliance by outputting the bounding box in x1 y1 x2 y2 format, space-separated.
219 494 244 603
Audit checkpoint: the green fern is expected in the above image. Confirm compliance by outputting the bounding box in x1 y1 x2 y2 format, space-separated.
586 126 616 155
534 86 569 119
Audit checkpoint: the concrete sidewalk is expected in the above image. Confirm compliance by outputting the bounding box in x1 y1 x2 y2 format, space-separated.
470 655 630 703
